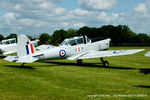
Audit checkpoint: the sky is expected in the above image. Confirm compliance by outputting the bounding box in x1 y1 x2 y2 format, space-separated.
0 0 150 36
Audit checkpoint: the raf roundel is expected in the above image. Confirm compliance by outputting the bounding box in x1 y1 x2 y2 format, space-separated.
59 50 66 57
113 50 126 54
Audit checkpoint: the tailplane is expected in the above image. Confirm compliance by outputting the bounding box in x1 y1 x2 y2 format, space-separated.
4 34 38 63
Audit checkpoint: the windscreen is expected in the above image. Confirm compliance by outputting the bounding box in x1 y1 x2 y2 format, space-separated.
3 40 10 44
76 37 84 45
68 39 77 46
10 39 16 44
59 40 69 46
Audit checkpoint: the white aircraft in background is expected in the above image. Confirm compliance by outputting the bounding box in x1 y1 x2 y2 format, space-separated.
5 34 144 67
145 51 150 57
0 37 39 55
0 38 17 55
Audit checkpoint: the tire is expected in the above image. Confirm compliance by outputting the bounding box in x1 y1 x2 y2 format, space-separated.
77 59 82 65
103 61 109 67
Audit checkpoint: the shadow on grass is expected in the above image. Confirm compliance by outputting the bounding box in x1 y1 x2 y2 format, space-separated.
5 64 35 69
0 55 6 58
135 85 150 88
5 62 56 69
39 60 137 70
5 60 148 71
139 68 150 74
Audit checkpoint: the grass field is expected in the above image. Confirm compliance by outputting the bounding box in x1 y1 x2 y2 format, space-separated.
0 46 150 100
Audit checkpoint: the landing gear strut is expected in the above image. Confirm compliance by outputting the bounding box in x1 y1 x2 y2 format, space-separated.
21 63 25 67
100 57 109 67
77 59 82 65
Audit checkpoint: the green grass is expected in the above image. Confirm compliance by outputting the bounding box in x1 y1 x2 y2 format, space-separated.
0 46 150 100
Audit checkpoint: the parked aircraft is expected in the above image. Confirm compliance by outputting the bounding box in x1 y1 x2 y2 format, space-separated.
0 37 39 55
0 38 17 55
145 51 150 57
4 34 144 67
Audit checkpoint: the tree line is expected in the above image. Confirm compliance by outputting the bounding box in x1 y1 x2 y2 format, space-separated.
0 25 150 46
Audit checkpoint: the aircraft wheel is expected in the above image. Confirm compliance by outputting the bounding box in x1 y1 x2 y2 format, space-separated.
77 59 82 65
103 61 109 67
21 63 25 67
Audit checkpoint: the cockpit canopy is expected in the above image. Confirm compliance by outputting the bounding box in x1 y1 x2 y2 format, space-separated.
59 36 91 46
0 38 16 45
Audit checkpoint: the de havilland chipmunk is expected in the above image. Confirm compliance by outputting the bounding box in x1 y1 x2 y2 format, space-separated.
0 37 39 55
4 34 144 67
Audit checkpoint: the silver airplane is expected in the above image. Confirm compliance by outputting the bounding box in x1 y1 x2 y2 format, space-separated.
4 34 144 67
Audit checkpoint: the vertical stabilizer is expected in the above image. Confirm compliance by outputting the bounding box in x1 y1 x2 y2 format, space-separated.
17 34 35 57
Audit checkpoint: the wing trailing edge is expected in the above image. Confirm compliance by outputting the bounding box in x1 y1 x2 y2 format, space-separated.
77 49 145 59
67 52 89 60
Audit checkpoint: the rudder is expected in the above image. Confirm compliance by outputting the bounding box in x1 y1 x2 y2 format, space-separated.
17 34 35 57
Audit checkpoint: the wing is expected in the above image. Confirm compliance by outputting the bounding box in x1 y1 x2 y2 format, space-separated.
67 52 89 60
145 51 150 57
72 49 144 60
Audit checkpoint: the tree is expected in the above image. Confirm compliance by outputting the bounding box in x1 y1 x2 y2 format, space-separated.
98 25 114 38
52 29 67 45
78 26 92 38
66 28 78 37
50 25 150 45
6 33 17 39
27 35 32 40
109 25 136 45
39 33 52 44
0 34 4 41
136 33 150 43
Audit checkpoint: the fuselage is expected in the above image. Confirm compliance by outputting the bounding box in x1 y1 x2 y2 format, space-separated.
33 38 111 60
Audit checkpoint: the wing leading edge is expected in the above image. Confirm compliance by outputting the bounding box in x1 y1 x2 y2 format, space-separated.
70 49 145 60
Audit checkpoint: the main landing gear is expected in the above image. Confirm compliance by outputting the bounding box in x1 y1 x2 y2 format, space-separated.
21 63 25 67
77 58 109 67
100 57 109 67
77 59 82 65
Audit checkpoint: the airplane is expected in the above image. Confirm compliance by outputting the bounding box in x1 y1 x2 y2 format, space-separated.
144 51 150 57
0 38 17 55
0 37 39 56
4 34 144 67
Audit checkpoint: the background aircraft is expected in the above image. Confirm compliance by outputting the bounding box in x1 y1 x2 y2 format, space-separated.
145 51 150 57
0 38 17 55
0 38 39 55
5 34 144 67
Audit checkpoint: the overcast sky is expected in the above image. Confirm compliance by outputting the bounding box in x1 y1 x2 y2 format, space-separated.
0 0 150 36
